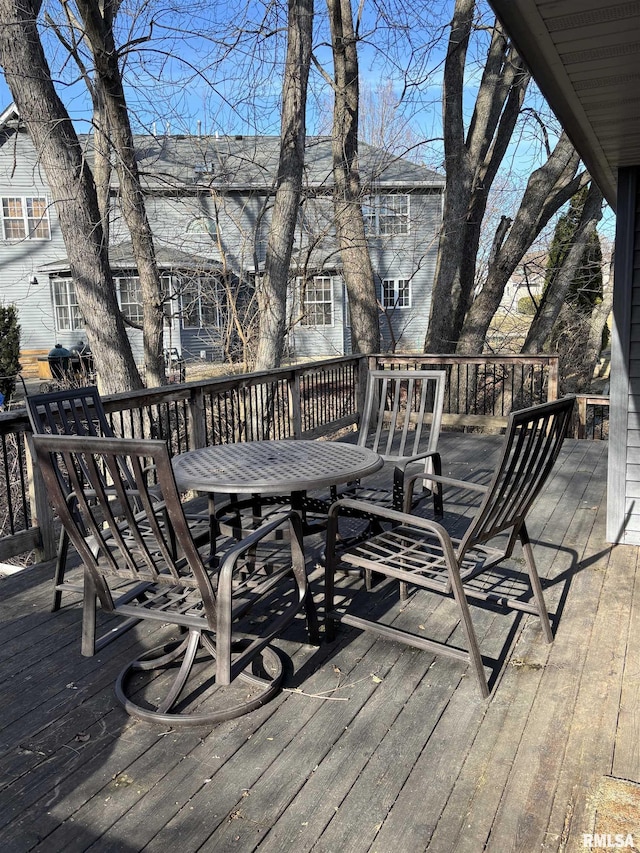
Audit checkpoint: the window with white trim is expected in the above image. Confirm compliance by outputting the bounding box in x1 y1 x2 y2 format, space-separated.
180 276 226 328
1 196 50 240
382 278 411 309
117 276 144 325
186 216 217 237
363 194 409 236
52 279 83 332
301 276 333 326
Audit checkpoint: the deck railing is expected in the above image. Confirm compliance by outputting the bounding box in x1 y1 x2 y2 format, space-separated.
0 352 605 564
373 354 559 430
573 394 610 441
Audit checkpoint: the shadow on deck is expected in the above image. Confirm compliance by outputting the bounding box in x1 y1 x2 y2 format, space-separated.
1 433 637 852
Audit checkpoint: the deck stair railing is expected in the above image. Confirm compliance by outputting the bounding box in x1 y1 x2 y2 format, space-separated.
0 353 606 564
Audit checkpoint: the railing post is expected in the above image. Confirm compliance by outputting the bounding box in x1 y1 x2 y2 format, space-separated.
25 433 56 562
188 386 207 450
547 357 559 401
288 372 303 439
577 396 587 439
357 356 373 424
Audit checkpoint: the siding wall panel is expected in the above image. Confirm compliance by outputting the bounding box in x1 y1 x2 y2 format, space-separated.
0 122 443 363
0 126 67 350
629 216 640 542
608 167 640 542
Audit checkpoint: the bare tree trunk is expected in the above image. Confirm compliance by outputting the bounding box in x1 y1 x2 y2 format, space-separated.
327 0 379 354
456 132 587 354
574 256 613 391
44 6 112 239
425 0 530 353
75 0 166 387
254 0 314 371
92 82 112 242
522 183 604 354
0 0 142 394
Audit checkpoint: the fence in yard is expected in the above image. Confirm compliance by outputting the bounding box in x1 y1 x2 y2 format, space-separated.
0 352 606 564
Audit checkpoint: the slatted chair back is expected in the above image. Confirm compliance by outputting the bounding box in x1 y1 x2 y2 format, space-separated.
26 385 114 438
27 385 142 512
358 369 446 463
459 396 575 560
33 434 217 623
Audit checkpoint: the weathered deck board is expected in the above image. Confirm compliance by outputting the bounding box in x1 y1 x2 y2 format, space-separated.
612 544 640 783
544 540 637 853
0 433 635 853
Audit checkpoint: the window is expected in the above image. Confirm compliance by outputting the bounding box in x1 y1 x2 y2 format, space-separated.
382 278 411 309
117 276 144 324
180 276 225 328
2 196 50 240
301 276 333 326
52 279 83 332
186 216 217 237
363 194 409 236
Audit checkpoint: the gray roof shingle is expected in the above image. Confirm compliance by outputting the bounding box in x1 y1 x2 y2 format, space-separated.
128 135 444 191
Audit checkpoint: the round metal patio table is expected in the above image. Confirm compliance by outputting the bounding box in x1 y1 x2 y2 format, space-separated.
172 439 383 540
172 439 383 496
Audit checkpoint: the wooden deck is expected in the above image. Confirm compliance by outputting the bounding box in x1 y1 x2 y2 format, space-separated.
1 433 638 852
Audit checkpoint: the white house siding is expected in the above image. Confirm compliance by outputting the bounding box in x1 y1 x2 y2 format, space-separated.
0 122 444 363
0 123 69 350
371 190 441 353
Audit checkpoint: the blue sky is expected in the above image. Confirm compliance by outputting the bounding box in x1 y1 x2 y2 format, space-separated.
0 0 615 239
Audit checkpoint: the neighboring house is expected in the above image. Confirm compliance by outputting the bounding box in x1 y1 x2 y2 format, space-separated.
499 253 546 314
0 104 444 363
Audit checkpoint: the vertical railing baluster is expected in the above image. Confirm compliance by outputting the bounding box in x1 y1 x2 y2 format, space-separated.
288 373 302 438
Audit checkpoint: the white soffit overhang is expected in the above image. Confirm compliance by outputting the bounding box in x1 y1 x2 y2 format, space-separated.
488 1 640 210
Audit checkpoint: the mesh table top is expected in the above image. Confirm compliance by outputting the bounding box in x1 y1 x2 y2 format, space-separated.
172 439 383 495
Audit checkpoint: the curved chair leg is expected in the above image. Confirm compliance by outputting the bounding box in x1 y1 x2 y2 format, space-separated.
157 629 200 713
114 634 285 727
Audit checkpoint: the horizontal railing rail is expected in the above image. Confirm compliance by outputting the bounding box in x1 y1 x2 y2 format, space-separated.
372 354 559 430
0 356 364 563
0 352 598 565
570 394 610 440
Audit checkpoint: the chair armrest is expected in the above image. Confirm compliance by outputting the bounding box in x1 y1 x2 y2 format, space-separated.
394 449 442 475
393 451 442 511
326 497 457 561
407 471 489 493
404 469 487 510
218 510 305 589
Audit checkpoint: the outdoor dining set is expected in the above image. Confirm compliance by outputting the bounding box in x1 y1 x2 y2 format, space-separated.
25 369 576 727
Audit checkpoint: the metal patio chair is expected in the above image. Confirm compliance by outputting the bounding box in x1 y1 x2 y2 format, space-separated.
323 368 446 558
214 369 446 543
32 434 319 726
27 387 120 612
26 385 208 655
324 396 575 698
340 368 447 512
